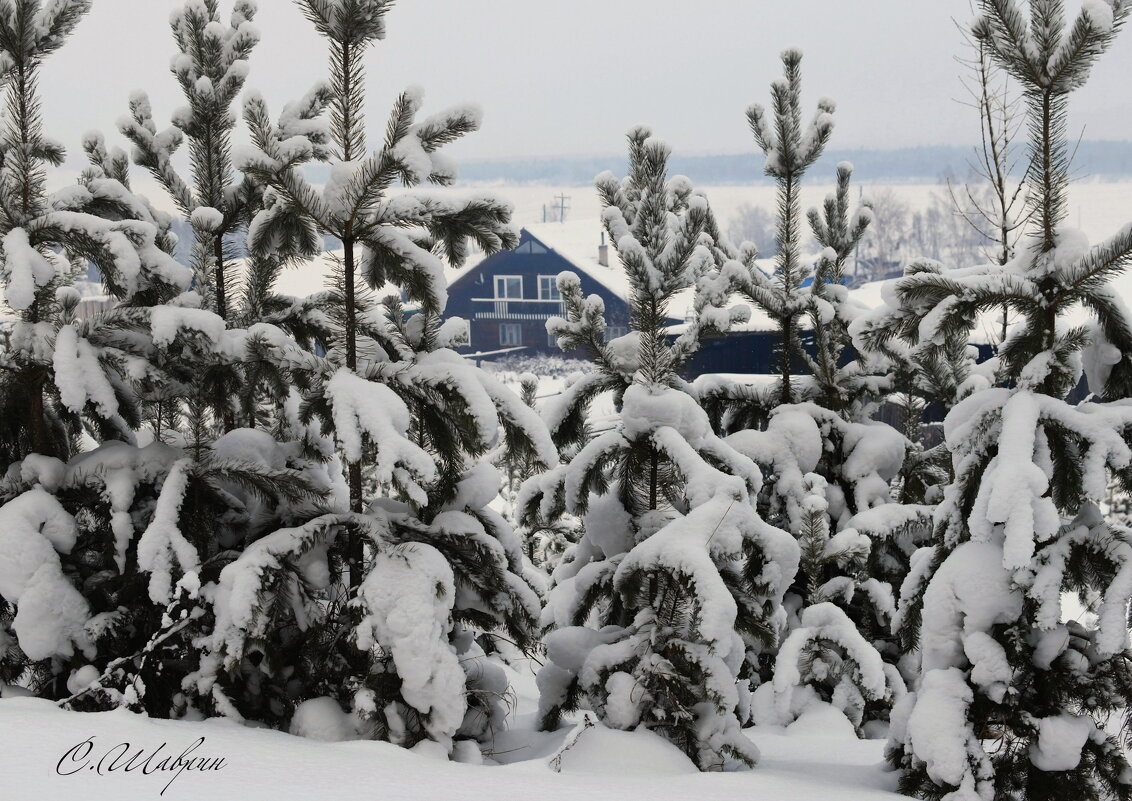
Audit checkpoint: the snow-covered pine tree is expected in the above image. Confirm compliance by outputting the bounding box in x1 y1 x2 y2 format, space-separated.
701 51 902 528
120 0 258 327
521 125 798 770
204 0 556 753
887 3 1132 799
497 372 579 574
694 52 913 734
0 0 190 463
238 0 519 586
851 257 993 506
747 471 905 735
0 0 352 717
191 344 554 744
845 257 996 689
3 417 341 715
0 0 198 703
806 162 875 415
118 0 332 435
740 47 833 407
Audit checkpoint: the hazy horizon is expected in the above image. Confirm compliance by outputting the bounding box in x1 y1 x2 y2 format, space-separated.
450 140 1132 165
44 0 1132 167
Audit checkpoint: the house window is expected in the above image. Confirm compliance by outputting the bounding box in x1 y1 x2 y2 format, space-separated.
500 324 522 347
547 330 559 349
604 326 628 342
538 275 562 301
494 275 522 299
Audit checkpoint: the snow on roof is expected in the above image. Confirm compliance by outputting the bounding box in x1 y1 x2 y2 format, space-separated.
514 219 794 325
443 245 496 288
442 219 642 318
522 220 633 300
401 224 610 294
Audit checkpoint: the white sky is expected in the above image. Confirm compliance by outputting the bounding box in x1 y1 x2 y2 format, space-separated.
43 0 1132 164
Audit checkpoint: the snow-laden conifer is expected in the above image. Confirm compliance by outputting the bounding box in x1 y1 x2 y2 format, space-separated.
118 1 335 433
738 47 835 407
749 473 906 733
852 258 994 507
696 50 912 733
119 0 258 325
886 3 1132 799
522 125 798 770
0 1 190 462
205 0 556 753
0 1 331 713
238 0 519 583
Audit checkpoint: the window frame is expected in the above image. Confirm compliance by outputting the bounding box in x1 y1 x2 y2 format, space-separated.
500 323 522 347
537 274 562 301
494 275 523 300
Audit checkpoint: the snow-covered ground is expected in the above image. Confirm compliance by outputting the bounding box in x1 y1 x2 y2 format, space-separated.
467 180 1132 246
0 658 902 801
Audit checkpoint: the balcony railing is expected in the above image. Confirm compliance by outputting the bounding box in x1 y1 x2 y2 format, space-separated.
471 297 565 320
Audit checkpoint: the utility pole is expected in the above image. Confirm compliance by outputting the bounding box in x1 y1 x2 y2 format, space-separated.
554 193 570 223
853 185 863 282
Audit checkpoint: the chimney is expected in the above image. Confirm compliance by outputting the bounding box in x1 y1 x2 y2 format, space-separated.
598 231 609 267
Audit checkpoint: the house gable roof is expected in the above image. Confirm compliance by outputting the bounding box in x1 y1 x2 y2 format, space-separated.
448 224 633 305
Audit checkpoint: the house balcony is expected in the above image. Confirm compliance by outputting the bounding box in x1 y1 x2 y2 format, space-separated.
471 297 566 320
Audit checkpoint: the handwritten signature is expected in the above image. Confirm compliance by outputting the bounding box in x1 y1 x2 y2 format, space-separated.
56 736 227 796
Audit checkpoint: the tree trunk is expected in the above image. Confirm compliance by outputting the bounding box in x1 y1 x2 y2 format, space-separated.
343 235 364 587
214 233 227 322
28 369 50 457
780 314 795 406
336 35 366 589
214 233 237 432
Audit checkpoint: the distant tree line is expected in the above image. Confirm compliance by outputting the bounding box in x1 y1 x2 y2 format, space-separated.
729 187 993 283
454 140 1132 186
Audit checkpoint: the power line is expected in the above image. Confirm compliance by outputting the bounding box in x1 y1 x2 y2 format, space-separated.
554 193 570 223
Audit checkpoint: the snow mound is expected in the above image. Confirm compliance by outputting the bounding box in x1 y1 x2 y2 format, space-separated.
289 697 359 743
0 694 903 800
785 702 858 739
550 717 699 776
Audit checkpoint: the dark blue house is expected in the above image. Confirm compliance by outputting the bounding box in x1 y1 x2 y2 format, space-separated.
445 221 880 378
448 223 669 357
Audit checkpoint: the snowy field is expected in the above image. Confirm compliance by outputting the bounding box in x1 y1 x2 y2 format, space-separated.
248 179 1132 304
102 167 1132 251
460 179 1132 245
0 658 901 801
